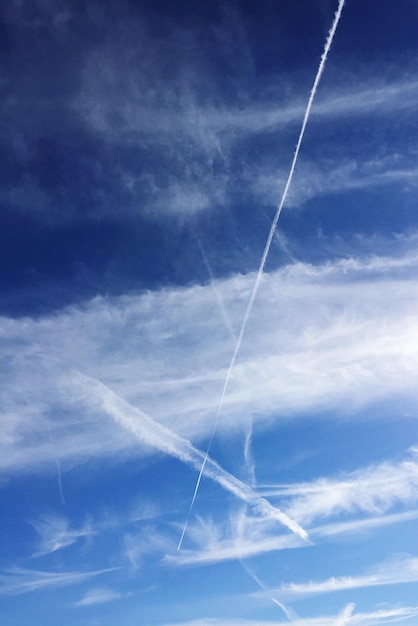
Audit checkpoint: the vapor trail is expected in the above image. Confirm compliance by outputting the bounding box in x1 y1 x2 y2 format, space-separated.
194 233 237 343
55 458 66 507
47 425 66 506
274 231 298 264
240 560 298 622
243 420 256 487
73 373 307 545
181 0 346 545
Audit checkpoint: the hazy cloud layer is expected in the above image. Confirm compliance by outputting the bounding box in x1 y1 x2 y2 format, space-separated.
1 247 418 475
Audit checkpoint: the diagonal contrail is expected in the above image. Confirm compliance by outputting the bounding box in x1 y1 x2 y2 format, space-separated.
240 560 299 622
194 233 237 343
73 372 307 545
180 0 346 548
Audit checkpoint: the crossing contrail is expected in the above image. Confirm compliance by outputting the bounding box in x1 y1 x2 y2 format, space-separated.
180 0 346 546
73 372 307 546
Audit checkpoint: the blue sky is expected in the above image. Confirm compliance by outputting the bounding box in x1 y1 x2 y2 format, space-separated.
2 0 418 624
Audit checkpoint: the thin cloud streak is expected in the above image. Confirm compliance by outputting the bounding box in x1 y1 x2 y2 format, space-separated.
158 604 418 626
0 567 118 596
47 425 66 506
183 0 346 541
279 458 418 525
194 234 237 344
74 587 124 607
243 420 256 487
269 555 418 600
168 508 418 566
74 373 308 541
240 561 298 622
167 533 305 566
30 514 95 556
204 78 418 138
313 509 418 538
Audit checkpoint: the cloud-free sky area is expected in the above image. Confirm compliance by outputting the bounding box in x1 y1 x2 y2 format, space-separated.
2 0 418 624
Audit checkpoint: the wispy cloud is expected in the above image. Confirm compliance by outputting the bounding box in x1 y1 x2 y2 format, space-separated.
124 526 174 570
167 530 304 567
313 509 418 538
30 514 95 556
240 561 298 622
2 249 418 478
260 457 418 525
243 420 256 487
335 604 355 626
74 373 307 541
158 604 418 626
268 555 418 600
73 586 124 607
165 505 418 566
253 158 418 210
166 508 306 566
0 567 118 596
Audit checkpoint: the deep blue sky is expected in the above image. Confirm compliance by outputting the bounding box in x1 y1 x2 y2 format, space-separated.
2 1 418 625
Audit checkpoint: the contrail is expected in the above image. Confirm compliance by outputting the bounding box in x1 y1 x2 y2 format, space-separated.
47 425 66 506
243 420 256 487
55 459 66 507
240 560 298 622
181 0 346 546
194 233 237 343
73 372 307 546
335 603 355 626
274 231 299 264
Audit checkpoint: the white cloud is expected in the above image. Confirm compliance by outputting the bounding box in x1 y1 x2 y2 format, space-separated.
74 586 124 607
270 555 418 600
73 16 418 220
0 567 118 596
124 526 174 570
158 604 418 626
30 514 95 556
168 485 418 566
75 373 306 539
313 509 418 538
252 157 418 209
335 603 355 626
1 249 418 477
264 457 418 525
166 507 306 566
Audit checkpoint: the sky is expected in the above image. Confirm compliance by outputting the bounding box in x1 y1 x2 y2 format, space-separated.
1 0 418 624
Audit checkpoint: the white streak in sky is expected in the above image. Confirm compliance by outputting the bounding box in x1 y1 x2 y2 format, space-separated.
241 560 298 622
244 420 256 487
156 605 418 626
194 233 237 343
182 0 346 543
334 604 355 626
274 231 298 264
271 555 418 600
30 514 95 557
73 373 308 545
47 425 66 506
0 567 118 596
74 586 124 607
